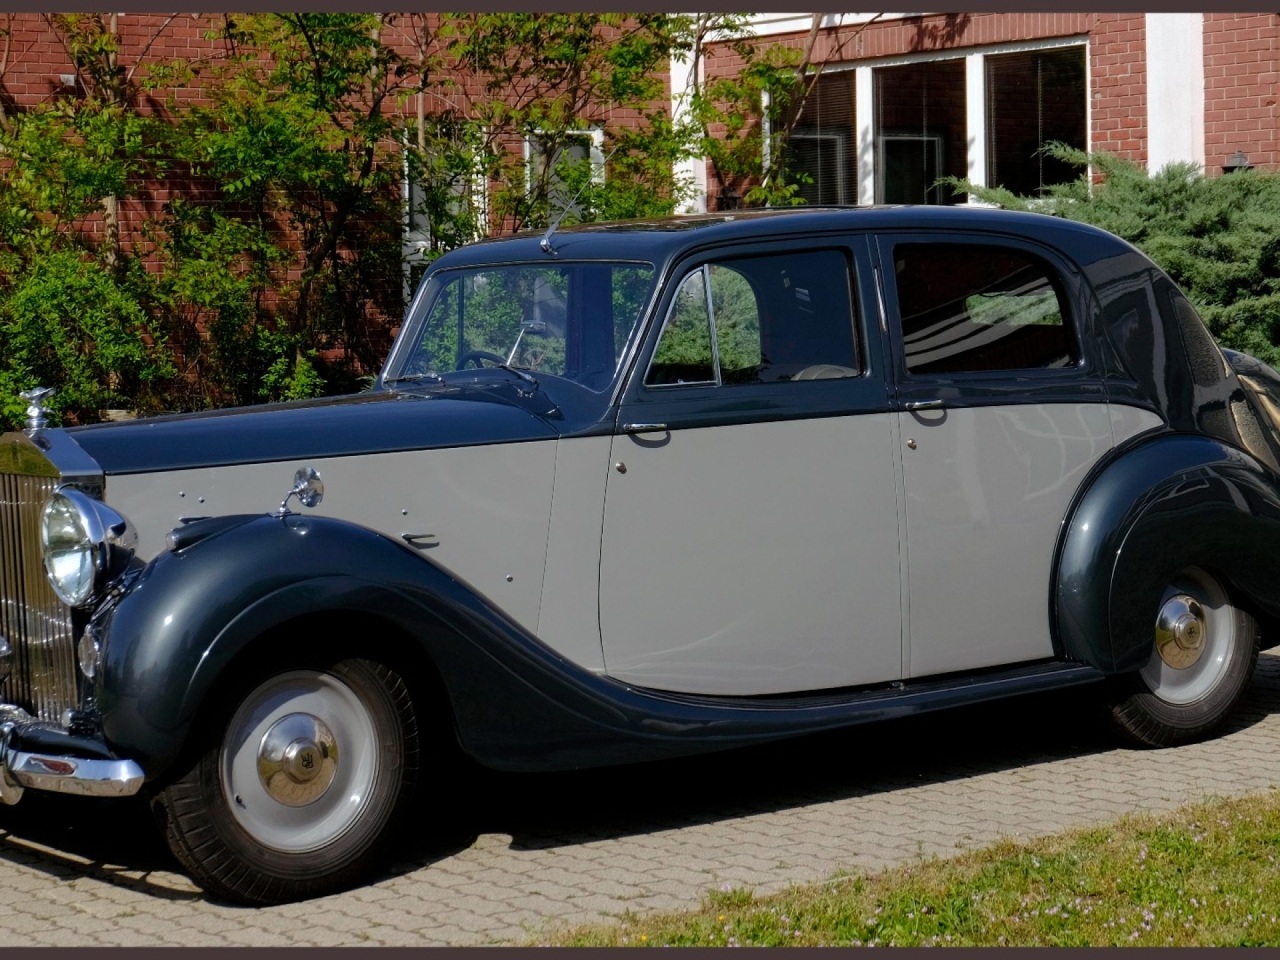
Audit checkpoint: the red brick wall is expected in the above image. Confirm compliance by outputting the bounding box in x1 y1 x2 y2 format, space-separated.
1089 14 1147 164
1204 13 1280 173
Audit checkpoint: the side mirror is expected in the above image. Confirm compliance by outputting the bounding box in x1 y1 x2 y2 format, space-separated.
275 466 324 516
292 466 325 508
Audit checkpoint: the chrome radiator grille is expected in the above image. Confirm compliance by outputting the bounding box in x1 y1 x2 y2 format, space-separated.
0 473 77 721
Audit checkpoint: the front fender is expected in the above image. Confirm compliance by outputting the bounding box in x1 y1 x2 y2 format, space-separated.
96 512 604 779
1056 434 1280 673
98 516 422 776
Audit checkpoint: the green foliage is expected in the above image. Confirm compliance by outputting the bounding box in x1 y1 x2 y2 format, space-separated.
678 16 810 208
0 253 171 423
945 146 1280 368
0 13 808 424
436 13 694 234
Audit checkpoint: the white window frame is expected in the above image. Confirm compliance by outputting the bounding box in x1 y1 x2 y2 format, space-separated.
788 127 852 204
875 132 946 205
781 33 1090 206
522 126 606 193
401 131 489 300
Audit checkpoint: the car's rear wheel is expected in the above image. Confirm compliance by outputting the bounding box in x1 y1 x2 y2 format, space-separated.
154 655 419 904
1111 566 1259 747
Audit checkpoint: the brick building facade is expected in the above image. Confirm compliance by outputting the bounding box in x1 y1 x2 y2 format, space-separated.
680 12 1276 213
2 13 1276 242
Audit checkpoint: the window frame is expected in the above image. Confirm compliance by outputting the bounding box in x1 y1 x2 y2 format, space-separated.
875 231 1093 385
983 44 1089 197
644 264 721 390
769 35 1089 209
641 247 864 392
788 127 853 206
616 236 891 431
523 127 606 194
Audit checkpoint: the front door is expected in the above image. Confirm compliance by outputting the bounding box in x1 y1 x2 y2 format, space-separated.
876 235 1115 678
598 242 903 696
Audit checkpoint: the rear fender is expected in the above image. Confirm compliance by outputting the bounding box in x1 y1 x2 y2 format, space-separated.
1056 434 1280 673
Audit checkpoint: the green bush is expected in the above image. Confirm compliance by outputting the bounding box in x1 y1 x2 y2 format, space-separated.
0 13 722 428
0 253 171 425
948 147 1280 369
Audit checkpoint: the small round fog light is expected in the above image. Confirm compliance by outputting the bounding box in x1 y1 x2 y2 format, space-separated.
78 629 99 680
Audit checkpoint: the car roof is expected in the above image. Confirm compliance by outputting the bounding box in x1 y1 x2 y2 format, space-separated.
428 206 1135 271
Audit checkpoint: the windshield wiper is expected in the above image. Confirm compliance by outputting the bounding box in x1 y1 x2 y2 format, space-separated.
384 372 445 386
491 363 539 389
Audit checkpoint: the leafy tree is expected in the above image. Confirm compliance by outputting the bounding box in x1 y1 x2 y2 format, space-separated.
0 12 826 427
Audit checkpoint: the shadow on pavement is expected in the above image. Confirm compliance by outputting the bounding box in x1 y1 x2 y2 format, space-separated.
0 653 1276 902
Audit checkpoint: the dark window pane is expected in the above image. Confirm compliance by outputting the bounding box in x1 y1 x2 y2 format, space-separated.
893 244 1077 374
874 60 967 205
784 70 857 205
713 250 859 384
986 47 1087 196
648 251 860 387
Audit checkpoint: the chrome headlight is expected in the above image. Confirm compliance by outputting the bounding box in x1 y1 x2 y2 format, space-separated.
40 488 137 608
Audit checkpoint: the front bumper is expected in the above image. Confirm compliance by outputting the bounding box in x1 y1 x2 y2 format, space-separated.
0 706 144 804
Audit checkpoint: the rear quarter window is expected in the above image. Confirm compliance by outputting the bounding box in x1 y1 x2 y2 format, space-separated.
893 243 1078 375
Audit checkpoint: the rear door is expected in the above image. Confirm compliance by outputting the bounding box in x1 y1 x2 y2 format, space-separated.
875 234 1114 678
597 239 903 696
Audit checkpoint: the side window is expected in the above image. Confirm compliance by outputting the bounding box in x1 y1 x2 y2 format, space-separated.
646 249 859 388
893 243 1078 375
647 269 716 385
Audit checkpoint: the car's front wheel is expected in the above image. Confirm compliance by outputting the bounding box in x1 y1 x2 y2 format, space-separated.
1110 566 1259 747
154 656 420 904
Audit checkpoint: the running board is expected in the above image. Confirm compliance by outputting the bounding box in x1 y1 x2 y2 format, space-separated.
624 660 1106 740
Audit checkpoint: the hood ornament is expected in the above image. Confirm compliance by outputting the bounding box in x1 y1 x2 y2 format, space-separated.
19 386 55 434
275 466 324 517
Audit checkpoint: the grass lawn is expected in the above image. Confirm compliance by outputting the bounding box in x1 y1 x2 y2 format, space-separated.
542 787 1280 946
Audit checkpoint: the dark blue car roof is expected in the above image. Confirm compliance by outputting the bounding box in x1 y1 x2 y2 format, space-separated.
429 206 1136 272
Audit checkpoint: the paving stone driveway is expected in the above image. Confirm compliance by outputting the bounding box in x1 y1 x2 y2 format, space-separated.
1 652 1279 946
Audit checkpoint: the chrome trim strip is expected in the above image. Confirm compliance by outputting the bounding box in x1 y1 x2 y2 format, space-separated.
703 263 723 388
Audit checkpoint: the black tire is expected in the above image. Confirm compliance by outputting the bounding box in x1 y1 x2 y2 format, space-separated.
153 655 420 905
1110 566 1260 748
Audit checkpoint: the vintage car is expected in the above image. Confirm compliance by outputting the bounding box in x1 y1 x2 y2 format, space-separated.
0 206 1277 904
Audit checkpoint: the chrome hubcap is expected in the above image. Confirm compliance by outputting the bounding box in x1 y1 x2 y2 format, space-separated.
1155 594 1207 669
257 712 338 806
1140 567 1237 706
221 670 379 854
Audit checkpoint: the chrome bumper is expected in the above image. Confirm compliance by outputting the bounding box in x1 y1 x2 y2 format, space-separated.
0 709 144 804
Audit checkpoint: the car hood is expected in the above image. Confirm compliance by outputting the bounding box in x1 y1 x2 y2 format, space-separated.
67 388 560 476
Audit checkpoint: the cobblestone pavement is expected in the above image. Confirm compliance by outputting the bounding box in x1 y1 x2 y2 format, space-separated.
1 653 1279 945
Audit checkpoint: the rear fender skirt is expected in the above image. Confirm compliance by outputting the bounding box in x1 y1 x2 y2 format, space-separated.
99 514 1110 780
1056 434 1280 674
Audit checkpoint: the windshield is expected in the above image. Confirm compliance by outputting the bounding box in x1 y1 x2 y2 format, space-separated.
393 262 656 393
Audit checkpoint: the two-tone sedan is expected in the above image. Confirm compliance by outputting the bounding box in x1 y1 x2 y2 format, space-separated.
0 206 1277 903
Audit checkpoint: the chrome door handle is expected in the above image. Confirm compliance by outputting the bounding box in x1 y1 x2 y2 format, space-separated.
904 400 945 411
622 423 669 434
